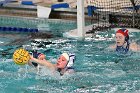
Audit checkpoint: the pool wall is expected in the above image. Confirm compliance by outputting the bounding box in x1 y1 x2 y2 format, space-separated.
0 5 92 21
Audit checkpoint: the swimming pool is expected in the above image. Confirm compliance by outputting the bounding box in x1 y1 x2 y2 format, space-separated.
0 16 140 93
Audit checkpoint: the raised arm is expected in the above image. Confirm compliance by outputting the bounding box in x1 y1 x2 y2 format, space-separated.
30 55 56 70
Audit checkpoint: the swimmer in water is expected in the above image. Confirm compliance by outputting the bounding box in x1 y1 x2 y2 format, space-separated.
109 28 140 54
29 53 75 76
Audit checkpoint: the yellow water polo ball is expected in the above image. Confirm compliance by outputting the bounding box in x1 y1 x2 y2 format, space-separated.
13 48 30 65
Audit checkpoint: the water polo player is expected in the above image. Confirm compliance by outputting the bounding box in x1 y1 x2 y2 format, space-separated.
29 52 75 76
109 28 140 53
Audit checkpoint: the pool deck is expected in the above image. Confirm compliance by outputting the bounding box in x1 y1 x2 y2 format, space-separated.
0 1 91 20
64 24 140 39
63 24 93 39
64 22 112 39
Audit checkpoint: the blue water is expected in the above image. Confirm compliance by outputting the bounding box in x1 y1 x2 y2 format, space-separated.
0 16 140 93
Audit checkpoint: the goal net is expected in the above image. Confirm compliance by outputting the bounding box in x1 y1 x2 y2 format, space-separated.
86 0 140 33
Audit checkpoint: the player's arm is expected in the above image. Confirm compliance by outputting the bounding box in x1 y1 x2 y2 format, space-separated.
30 55 56 70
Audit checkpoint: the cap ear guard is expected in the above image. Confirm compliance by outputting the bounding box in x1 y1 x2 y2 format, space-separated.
125 36 129 42
121 29 129 42
66 53 75 67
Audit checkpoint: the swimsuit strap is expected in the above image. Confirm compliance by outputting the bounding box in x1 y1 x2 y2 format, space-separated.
116 42 130 54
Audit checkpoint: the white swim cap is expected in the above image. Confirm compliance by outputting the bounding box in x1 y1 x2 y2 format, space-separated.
62 53 75 68
61 53 69 61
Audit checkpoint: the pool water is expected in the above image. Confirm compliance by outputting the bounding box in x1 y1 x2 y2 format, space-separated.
0 16 140 93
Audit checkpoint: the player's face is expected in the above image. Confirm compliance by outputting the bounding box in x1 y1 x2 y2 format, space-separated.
116 33 125 46
56 55 68 69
